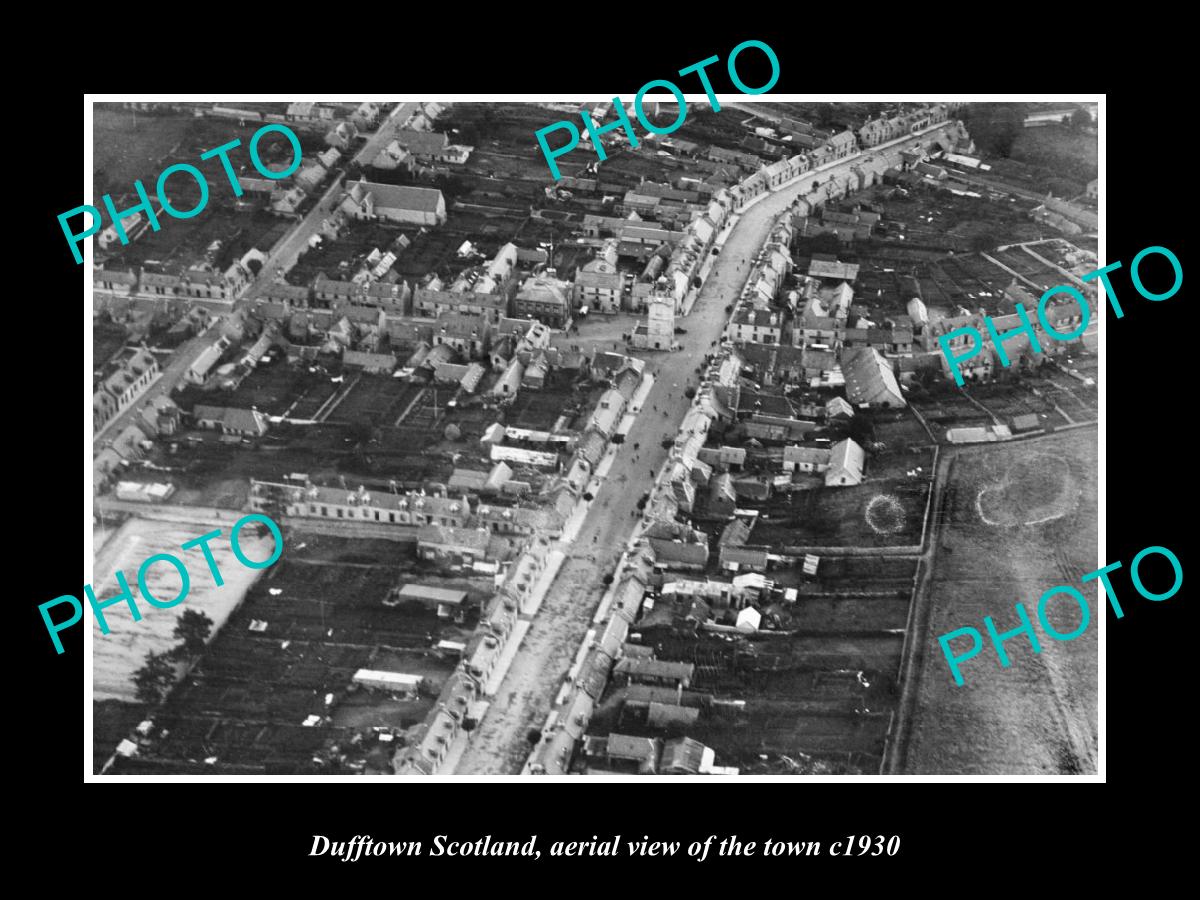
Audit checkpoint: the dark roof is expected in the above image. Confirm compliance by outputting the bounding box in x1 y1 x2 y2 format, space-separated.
613 658 695 680
647 538 709 566
394 129 449 156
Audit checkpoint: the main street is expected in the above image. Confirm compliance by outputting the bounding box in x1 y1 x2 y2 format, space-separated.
351 102 419 168
454 120 964 773
452 167 843 774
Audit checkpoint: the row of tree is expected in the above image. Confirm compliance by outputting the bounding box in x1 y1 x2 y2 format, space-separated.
131 610 214 704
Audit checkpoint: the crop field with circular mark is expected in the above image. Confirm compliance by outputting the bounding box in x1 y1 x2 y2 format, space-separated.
975 455 1079 526
864 494 907 534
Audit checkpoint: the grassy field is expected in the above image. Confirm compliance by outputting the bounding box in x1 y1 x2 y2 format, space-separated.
93 318 128 370
93 106 197 200
753 478 929 549
1010 125 1098 192
906 427 1098 774
93 106 324 272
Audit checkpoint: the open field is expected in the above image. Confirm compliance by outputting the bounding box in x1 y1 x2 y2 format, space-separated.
93 106 197 199
751 478 930 549
94 107 326 273
906 428 1098 774
872 408 934 449
1006 124 1097 196
91 516 274 702
909 392 994 439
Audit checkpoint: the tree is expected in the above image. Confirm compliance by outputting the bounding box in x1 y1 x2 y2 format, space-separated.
1069 109 1091 131
969 230 999 253
172 609 214 658
347 420 373 445
443 423 462 441
967 104 1023 159
133 651 177 704
846 415 875 444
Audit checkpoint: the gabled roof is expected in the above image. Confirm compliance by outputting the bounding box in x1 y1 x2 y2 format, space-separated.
613 658 695 680
192 404 268 434
827 438 865 483
808 259 861 282
351 179 444 213
783 445 831 465
394 129 449 156
647 538 709 567
841 347 905 407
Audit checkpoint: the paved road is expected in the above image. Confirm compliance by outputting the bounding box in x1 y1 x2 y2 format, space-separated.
93 321 221 449
352 102 419 168
95 144 362 452
241 173 350 303
453 123 963 774
453 169 830 775
96 110 412 458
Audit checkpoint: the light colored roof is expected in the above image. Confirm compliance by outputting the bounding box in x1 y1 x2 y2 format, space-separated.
398 584 468 605
614 658 695 680
448 468 488 491
353 179 444 213
417 524 490 551
808 259 861 282
603 733 660 763
783 445 831 465
827 439 865 483
353 669 423 687
342 350 396 369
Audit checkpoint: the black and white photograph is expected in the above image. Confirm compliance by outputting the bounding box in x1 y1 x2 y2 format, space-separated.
79 96 1107 780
